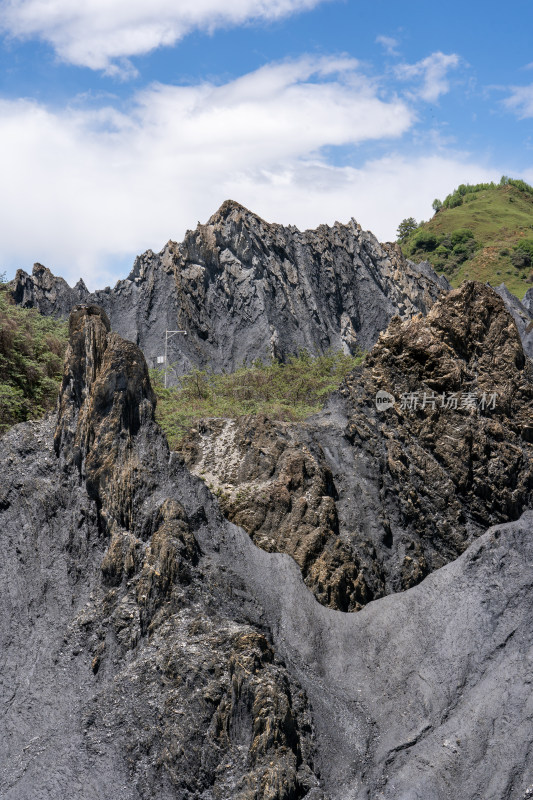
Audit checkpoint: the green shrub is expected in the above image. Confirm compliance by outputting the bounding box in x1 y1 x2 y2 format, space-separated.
411 230 439 252
515 238 533 258
445 192 463 209
511 250 532 269
451 228 475 246
152 349 364 448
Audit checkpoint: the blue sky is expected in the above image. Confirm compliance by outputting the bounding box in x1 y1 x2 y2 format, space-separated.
0 0 532 288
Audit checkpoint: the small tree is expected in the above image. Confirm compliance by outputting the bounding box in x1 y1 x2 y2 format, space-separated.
432 198 443 214
397 217 418 242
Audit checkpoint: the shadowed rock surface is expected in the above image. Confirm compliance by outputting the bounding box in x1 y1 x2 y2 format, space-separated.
494 282 533 361
12 201 448 379
1 301 533 800
179 282 533 611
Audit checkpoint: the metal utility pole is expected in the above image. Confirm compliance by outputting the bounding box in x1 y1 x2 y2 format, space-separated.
164 329 187 388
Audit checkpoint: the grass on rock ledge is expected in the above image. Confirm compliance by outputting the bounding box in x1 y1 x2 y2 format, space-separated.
0 271 363 446
151 350 363 449
0 277 68 434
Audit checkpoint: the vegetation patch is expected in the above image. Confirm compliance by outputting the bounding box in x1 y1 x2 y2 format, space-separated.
152 350 364 448
397 177 533 298
0 276 68 434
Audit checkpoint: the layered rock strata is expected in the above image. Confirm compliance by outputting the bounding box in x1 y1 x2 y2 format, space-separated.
1 301 533 798
180 282 533 610
12 201 448 378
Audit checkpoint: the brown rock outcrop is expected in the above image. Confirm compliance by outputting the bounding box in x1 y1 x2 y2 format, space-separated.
180 282 533 610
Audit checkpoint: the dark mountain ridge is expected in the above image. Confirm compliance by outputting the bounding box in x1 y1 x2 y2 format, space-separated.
12 201 533 374
2 200 533 799
12 200 449 380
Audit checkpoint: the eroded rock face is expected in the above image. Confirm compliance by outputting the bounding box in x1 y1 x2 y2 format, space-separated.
1 301 533 799
179 415 382 612
0 307 323 800
12 201 448 378
180 282 533 611
494 282 533 361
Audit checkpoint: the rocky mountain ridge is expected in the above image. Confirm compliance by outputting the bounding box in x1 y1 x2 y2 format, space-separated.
1 294 533 799
179 282 533 611
2 203 533 799
12 201 449 379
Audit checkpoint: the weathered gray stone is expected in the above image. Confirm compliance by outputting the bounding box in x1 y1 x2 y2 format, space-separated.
11 201 448 380
523 286 533 314
494 282 533 361
1 299 532 799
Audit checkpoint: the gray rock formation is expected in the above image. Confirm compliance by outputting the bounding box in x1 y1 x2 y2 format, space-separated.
179 282 533 611
11 201 448 380
1 300 533 799
523 286 533 314
1 307 324 800
494 282 533 361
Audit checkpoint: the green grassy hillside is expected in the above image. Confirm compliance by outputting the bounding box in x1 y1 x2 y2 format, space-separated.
0 277 68 434
398 178 533 299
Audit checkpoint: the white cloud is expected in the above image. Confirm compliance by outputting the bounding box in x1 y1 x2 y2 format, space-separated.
0 56 418 287
395 52 460 102
375 35 399 56
0 0 329 71
504 84 533 119
224 156 497 244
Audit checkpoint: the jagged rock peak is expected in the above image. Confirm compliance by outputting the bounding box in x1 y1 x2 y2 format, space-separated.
54 304 156 512
207 198 267 226
10 201 449 378
13 261 89 317
374 280 527 375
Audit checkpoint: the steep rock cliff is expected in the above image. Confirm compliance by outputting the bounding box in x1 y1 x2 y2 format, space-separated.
179 282 533 611
12 201 448 378
1 307 323 800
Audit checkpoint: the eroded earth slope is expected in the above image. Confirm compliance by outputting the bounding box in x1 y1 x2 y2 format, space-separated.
1 297 532 800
